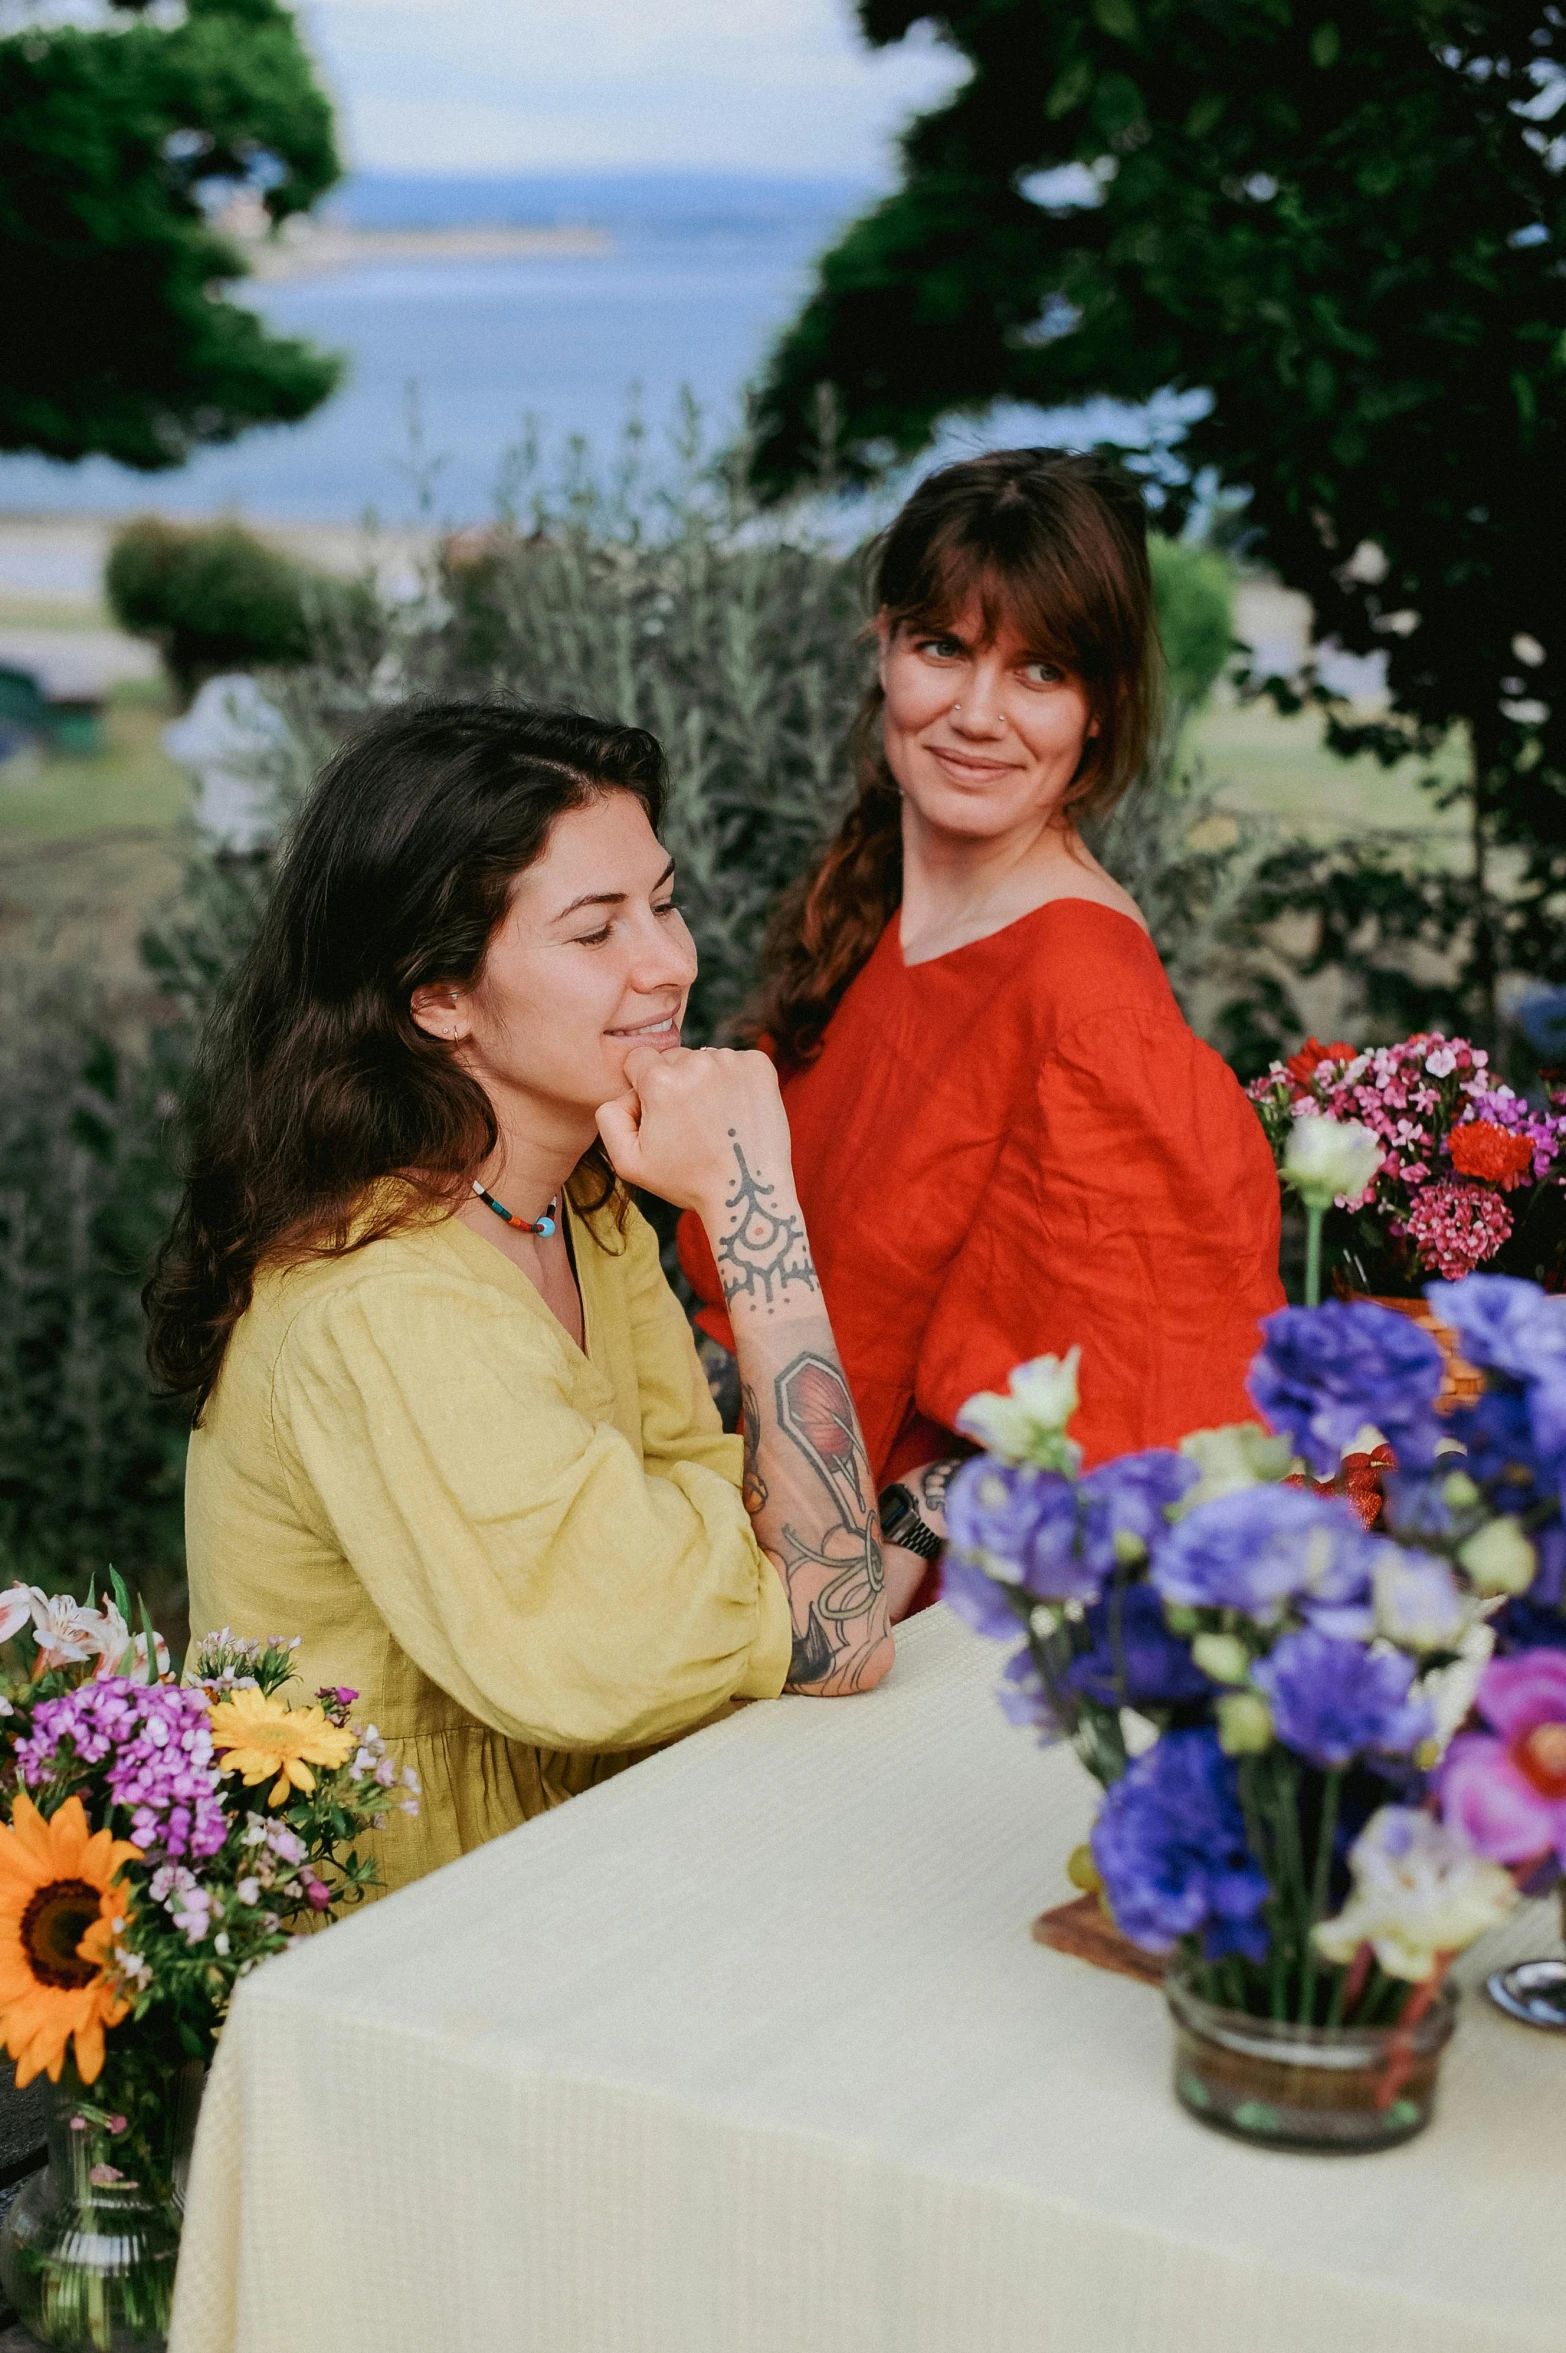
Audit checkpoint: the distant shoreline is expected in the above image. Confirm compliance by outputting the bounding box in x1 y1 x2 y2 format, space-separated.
241 223 616 281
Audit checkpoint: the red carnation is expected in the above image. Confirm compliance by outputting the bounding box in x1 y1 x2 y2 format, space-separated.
1448 1120 1536 1190
1282 1035 1357 1093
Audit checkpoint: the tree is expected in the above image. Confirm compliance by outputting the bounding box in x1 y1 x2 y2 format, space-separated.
751 3 1566 1035
0 0 342 469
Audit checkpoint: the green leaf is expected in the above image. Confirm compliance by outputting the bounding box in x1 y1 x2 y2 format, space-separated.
1310 21 1340 67
1185 92 1226 140
1092 0 1139 38
1046 56 1093 118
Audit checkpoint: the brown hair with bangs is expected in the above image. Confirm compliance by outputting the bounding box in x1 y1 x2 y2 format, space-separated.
747 448 1160 1067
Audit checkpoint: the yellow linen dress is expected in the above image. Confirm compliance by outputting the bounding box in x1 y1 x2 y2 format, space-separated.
184 1193 792 1895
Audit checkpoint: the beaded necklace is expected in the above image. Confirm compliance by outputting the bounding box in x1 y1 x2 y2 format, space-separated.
471 1179 557 1238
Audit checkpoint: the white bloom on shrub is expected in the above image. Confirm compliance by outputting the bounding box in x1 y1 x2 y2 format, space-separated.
1457 1515 1537 1596
1282 1112 1383 1209
957 1347 1081 1464
1312 1807 1515 1981
1373 1549 1473 1652
1174 1422 1294 1512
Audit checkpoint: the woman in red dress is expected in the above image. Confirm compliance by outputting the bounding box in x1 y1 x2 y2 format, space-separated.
680 449 1283 1611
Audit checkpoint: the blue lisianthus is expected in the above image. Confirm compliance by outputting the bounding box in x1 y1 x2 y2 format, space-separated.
1424 1274 1566 1383
940 1553 1026 1642
946 1458 1102 1603
1494 1592 1566 1651
1090 1727 1271 1960
1252 1628 1432 1768
1065 1582 1214 1709
1247 1300 1443 1477
1150 1483 1378 1625
1444 1382 1541 1491
1077 1449 1198 1571
995 1643 1062 1738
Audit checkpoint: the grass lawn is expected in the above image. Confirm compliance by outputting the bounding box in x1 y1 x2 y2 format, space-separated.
0 683 189 1000
1189 700 1468 841
0 680 188 840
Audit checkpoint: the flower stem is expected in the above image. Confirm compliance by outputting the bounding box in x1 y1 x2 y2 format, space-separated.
1304 1204 1324 1308
1298 1768 1341 2025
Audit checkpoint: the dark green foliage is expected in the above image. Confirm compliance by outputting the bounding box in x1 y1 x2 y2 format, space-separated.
0 979 189 1601
752 2 1566 1035
0 0 342 468
105 515 375 705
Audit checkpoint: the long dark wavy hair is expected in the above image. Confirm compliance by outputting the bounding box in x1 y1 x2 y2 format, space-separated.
144 700 667 1415
748 448 1161 1067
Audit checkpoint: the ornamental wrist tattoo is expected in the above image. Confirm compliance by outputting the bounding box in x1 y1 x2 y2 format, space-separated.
713 1133 819 1309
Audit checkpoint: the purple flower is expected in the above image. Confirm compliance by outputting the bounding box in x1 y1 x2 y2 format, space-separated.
946 1460 1101 1602
1253 1629 1432 1769
1077 1450 1197 1566
1065 1583 1213 1710
1248 1300 1444 1476
995 1644 1062 1739
17 1683 227 1862
1091 1728 1271 1960
941 1553 1025 1643
1424 1274 1566 1383
1150 1483 1378 1625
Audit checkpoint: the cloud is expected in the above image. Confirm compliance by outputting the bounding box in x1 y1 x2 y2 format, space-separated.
300 0 964 174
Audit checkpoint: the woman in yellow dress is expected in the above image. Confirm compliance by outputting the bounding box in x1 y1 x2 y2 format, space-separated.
145 702 892 1896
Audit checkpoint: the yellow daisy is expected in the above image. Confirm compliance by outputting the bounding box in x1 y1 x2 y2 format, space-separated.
207 1688 355 1806
0 1794 138 2087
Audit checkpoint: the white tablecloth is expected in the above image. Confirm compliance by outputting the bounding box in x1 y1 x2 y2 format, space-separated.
170 1606 1566 2353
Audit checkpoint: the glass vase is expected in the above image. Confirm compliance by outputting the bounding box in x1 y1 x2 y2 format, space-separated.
0 2042 204 2351
1165 1962 1459 2153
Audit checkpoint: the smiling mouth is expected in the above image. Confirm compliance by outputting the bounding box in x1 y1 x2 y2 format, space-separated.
928 744 1020 778
607 1013 680 1040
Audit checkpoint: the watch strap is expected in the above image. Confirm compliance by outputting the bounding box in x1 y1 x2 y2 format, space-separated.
877 1482 944 1560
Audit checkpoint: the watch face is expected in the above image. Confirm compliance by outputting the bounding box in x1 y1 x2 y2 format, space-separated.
879 1484 916 1537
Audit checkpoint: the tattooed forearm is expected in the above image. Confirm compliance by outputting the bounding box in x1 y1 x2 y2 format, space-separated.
716 1152 891 1696
917 1455 962 1530
713 1134 820 1309
771 1350 885 1688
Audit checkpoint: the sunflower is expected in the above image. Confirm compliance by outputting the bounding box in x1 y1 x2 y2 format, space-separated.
207 1688 355 1806
0 1794 138 2087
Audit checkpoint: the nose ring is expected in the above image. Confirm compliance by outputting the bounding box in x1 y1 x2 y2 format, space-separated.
952 702 962 715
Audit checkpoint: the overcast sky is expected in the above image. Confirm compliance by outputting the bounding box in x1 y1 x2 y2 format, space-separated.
300 0 966 179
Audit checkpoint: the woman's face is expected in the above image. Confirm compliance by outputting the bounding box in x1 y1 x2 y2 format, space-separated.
877 597 1097 840
411 791 697 1121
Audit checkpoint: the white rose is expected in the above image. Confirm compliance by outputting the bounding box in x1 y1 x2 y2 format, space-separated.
1373 1549 1473 1652
1313 1808 1515 1981
1174 1421 1294 1513
957 1347 1082 1465
1282 1113 1383 1210
1457 1515 1537 1597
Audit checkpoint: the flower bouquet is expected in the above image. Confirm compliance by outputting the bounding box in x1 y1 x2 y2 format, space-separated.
1247 1032 1566 1295
0 1585 417 2351
943 1280 1566 2152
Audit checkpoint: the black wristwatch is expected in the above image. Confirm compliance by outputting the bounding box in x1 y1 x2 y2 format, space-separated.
878 1482 944 1560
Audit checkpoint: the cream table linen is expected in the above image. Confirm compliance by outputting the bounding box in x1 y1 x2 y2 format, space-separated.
170 1606 1566 2353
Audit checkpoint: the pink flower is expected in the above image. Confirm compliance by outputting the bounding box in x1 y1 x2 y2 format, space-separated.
1440 1652 1566 1867
1405 1180 1513 1278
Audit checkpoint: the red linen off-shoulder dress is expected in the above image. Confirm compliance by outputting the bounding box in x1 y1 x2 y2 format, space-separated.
679 898 1284 1488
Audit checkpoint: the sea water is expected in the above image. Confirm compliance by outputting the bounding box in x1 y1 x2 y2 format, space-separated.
0 172 1188 528
0 175 874 525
